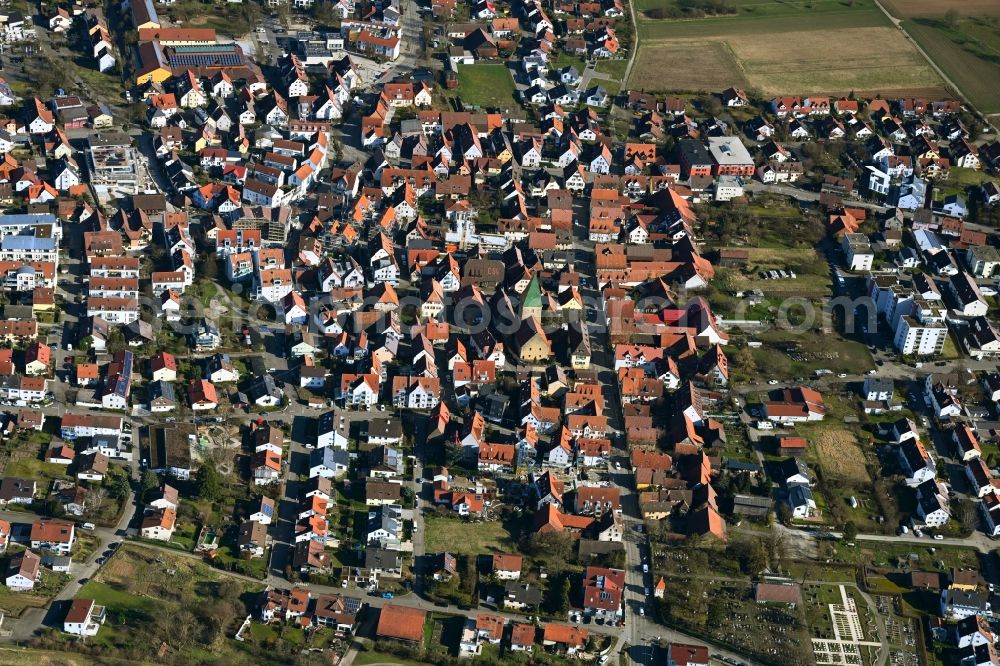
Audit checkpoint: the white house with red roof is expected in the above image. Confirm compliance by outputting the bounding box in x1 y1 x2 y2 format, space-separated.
582 566 625 623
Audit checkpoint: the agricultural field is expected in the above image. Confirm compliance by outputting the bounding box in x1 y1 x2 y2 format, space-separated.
866 0 1000 113
631 27 943 95
880 0 1000 18
812 429 870 485
903 16 1000 114
629 41 748 93
629 0 945 97
636 0 883 20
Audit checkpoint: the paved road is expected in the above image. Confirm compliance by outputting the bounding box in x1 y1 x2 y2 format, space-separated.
743 182 889 214
5 493 139 641
621 0 639 86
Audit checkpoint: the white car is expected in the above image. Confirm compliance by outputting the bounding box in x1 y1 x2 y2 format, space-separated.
614 462 621 470
838 373 847 378
933 534 944 540
768 379 779 385
866 370 878 375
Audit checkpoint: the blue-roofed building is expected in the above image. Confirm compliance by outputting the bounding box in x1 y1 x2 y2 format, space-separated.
165 44 247 69
147 380 176 413
249 496 276 525
102 351 133 410
0 234 59 263
0 213 59 238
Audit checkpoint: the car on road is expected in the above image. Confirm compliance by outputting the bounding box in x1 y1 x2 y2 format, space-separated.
642 564 649 573
838 373 847 378
933 534 944 540
768 379 778 385
639 607 644 616
382 592 393 599
599 656 610 665
614 462 621 470
644 587 651 596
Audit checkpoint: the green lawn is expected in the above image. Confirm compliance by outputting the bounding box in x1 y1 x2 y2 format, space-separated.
936 167 996 197
78 580 158 612
550 52 587 72
423 515 517 556
5 457 70 486
595 59 628 81
454 64 518 110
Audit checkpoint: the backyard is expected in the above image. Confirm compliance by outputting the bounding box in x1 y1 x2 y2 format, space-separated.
423 514 517 556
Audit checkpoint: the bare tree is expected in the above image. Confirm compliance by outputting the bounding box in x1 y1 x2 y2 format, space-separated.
85 487 107 517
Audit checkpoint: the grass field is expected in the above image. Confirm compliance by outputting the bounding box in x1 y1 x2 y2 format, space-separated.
423 515 516 556
454 64 518 110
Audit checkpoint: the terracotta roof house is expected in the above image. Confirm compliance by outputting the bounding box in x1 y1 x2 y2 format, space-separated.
669 643 710 666
491 553 522 579
542 623 588 654
376 604 426 642
582 566 626 623
510 622 536 651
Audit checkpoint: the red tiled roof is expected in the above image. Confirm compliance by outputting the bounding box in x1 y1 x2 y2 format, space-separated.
376 604 426 642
